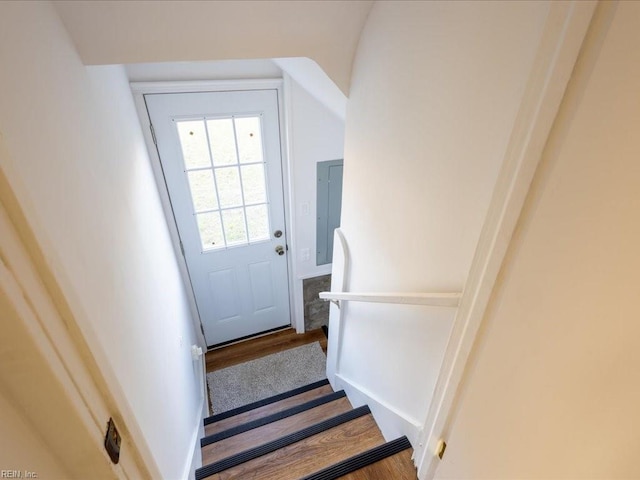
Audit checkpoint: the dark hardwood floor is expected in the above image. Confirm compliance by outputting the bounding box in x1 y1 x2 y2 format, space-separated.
205 327 327 373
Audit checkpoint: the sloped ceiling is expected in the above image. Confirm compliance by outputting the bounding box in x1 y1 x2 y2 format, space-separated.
53 0 373 95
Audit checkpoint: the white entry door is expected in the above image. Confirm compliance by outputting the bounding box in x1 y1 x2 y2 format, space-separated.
145 89 290 346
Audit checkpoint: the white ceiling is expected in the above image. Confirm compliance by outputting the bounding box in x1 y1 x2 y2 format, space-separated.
53 0 374 95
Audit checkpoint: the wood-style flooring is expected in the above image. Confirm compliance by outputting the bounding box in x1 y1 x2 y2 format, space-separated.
206 327 327 373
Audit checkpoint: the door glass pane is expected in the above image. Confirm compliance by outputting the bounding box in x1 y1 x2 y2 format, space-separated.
207 119 237 166
187 170 217 211
235 117 263 164
196 212 224 250
215 167 242 208
246 204 269 242
179 114 273 250
241 164 267 204
222 208 247 245
177 120 211 169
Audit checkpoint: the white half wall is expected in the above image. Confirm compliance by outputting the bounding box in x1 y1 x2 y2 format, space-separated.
0 3 203 479
334 0 550 443
339 303 455 440
435 3 640 478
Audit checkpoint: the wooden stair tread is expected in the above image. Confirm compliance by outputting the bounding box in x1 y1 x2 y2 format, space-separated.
301 436 413 480
206 414 385 480
203 391 347 446
197 406 373 480
202 397 353 464
206 384 334 436
337 449 417 479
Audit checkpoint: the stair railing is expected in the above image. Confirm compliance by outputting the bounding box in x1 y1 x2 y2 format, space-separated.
319 228 461 393
319 291 461 308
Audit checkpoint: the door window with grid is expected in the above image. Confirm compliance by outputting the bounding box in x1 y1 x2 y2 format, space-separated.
175 116 270 251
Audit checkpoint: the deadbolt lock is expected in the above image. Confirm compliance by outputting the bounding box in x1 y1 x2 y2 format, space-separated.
274 229 283 238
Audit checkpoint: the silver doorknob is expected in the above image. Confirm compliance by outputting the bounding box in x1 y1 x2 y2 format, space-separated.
275 245 285 256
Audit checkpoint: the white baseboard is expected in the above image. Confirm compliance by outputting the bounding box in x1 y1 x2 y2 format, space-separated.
183 354 208 480
335 373 422 447
183 394 205 480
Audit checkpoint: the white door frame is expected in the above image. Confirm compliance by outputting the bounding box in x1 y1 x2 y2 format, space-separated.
131 79 303 349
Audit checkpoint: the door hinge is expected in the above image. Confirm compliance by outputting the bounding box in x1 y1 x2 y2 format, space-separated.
150 124 157 145
180 241 185 256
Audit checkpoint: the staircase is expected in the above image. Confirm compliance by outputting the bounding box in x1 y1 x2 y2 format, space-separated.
196 379 417 479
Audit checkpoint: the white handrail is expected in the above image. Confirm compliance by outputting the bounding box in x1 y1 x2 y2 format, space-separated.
319 291 461 308
334 228 349 292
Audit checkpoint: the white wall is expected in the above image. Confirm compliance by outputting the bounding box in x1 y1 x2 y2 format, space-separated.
435 3 640 478
288 77 346 280
275 58 347 120
284 75 345 332
335 0 550 438
0 3 202 479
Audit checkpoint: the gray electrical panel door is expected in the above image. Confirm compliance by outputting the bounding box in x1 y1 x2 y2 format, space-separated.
317 159 343 265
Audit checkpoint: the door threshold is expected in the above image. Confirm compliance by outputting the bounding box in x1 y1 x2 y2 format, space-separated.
207 325 292 351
